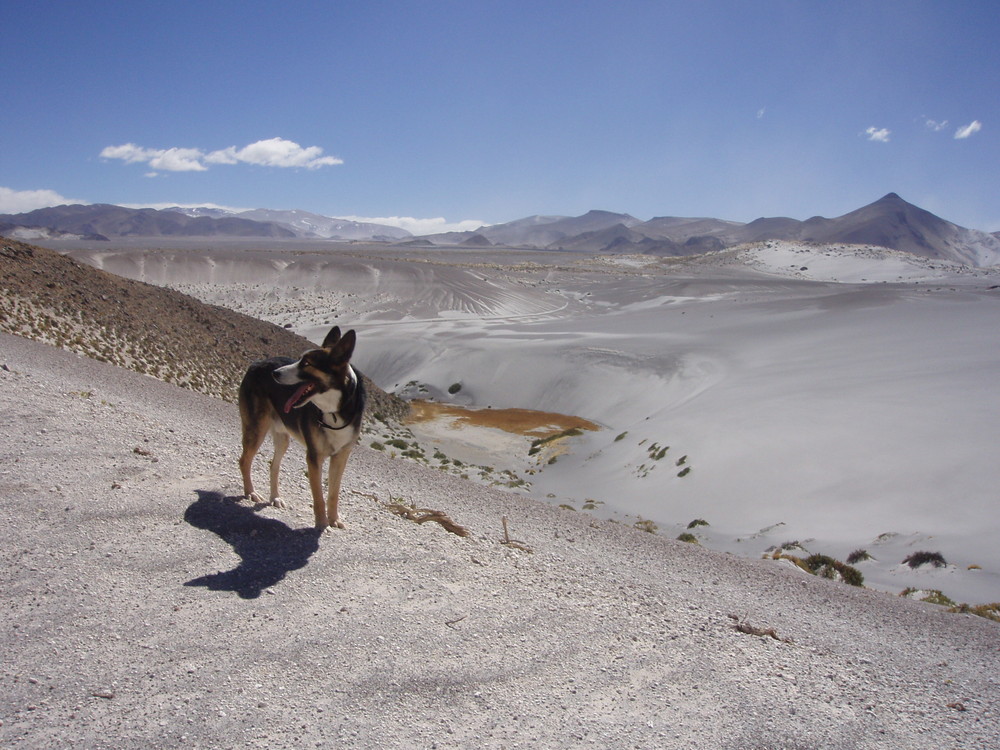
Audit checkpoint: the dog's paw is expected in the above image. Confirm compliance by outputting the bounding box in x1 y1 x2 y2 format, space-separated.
332 518 346 530
270 497 287 509
244 492 265 504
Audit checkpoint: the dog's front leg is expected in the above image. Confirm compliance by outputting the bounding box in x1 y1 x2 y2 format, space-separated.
268 431 290 509
325 447 353 530
306 450 329 530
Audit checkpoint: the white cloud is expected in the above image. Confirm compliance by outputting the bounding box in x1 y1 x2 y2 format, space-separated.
101 137 343 172
925 118 948 132
208 138 343 169
148 147 208 172
336 215 487 236
865 126 891 143
0 186 85 213
756 107 766 119
954 120 982 139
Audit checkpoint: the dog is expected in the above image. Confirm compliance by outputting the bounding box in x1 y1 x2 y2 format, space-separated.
238 326 366 530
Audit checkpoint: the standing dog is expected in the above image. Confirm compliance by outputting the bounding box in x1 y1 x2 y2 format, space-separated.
238 326 366 530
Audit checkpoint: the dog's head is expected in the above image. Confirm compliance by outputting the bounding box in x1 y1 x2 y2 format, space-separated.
273 327 357 414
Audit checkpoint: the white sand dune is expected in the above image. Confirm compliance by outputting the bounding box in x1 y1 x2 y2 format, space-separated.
72 242 1000 605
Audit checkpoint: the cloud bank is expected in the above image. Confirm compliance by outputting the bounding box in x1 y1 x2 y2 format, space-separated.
0 186 85 214
100 138 343 173
954 120 982 140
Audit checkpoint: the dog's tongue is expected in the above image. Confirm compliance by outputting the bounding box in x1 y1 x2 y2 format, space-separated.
284 383 314 413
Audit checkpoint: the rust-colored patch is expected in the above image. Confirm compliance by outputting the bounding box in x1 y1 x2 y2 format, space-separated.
407 400 600 438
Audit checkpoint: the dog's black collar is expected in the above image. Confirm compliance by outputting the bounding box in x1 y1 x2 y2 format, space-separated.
317 413 351 431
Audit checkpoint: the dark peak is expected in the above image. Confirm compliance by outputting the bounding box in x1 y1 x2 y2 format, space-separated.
879 192 903 202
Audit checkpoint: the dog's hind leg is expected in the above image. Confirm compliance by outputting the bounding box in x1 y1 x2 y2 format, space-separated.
267 430 290 509
325 446 353 530
239 417 269 505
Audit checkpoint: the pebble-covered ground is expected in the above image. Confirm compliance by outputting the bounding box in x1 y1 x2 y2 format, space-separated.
2 332 998 749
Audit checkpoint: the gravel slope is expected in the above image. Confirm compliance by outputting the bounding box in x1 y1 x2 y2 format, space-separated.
1 332 998 749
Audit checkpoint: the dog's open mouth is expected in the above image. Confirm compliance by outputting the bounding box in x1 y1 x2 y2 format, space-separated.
284 382 317 413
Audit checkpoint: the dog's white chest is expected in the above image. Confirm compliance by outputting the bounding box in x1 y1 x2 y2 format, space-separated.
316 417 358 454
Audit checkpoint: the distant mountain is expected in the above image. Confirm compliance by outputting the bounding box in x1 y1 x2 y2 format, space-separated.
4 194 998 266
423 210 642 248
726 193 1000 266
219 208 411 241
455 194 999 266
0 204 295 240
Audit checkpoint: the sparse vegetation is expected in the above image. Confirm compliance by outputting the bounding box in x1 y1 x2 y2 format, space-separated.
802 554 865 587
903 551 947 569
677 532 699 544
847 549 872 565
949 602 1000 623
687 518 709 529
634 518 658 534
0 239 409 422
448 382 462 394
900 588 957 607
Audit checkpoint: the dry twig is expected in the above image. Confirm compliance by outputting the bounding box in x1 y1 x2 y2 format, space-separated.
727 613 793 643
500 515 533 553
387 503 471 537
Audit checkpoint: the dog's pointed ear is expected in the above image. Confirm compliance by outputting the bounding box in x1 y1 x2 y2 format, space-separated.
329 329 356 362
322 326 342 349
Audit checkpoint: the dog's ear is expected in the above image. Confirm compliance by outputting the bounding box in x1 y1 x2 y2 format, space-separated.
322 326 342 349
329 329 356 363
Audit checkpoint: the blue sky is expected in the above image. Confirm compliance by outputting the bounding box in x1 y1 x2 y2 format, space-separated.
2 1 997 234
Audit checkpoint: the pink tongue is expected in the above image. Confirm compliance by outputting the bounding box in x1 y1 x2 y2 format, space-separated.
284 383 314 413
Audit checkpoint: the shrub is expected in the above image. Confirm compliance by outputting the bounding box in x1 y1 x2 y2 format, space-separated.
846 549 872 565
949 602 1000 623
614 431 628 442
676 532 699 544
634 518 658 534
903 551 947 569
448 382 462 394
687 518 709 529
803 554 864 587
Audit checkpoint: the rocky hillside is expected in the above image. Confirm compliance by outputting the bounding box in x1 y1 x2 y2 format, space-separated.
0 238 406 422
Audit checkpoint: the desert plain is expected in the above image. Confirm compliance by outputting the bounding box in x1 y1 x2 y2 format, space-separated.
3 237 1000 748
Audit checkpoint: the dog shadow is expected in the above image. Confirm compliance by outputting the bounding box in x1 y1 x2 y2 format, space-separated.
183 490 320 599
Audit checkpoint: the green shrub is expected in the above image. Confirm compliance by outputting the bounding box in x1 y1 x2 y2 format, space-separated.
676 532 699 544
687 518 709 529
448 382 462 394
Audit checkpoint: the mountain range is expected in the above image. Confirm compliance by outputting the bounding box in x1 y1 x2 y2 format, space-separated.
3 193 999 266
